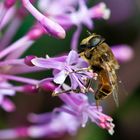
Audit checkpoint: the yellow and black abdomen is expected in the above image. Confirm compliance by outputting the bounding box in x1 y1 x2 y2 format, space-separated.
95 69 113 101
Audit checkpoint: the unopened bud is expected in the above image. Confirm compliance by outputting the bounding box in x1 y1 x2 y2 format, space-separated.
39 81 56 92
23 85 38 94
4 0 16 8
24 55 36 66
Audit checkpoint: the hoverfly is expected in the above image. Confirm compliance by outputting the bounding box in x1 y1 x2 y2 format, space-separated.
79 33 120 107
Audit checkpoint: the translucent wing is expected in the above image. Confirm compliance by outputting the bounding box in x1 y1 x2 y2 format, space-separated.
112 79 119 107
101 58 120 107
106 69 120 107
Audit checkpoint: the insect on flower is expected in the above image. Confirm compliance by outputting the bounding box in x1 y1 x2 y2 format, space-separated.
79 32 120 107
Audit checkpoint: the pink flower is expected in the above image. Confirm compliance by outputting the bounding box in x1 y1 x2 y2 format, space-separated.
22 0 66 39
28 111 80 138
0 81 15 112
37 0 111 49
31 50 94 95
0 93 114 139
59 93 115 135
111 45 134 62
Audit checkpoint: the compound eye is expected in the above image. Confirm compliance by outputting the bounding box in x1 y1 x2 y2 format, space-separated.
89 36 102 48
80 44 86 49
78 44 87 53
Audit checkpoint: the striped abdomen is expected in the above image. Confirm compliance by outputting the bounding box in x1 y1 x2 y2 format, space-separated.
94 69 113 101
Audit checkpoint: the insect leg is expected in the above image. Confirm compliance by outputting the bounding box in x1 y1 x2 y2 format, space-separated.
52 88 81 96
96 100 100 110
68 67 92 74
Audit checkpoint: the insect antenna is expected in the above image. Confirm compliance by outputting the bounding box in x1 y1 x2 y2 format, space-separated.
86 30 92 35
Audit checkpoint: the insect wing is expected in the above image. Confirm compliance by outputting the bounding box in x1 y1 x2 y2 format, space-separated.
112 81 119 107
102 59 120 107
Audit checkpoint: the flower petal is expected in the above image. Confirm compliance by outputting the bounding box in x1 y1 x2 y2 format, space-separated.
111 45 134 62
0 82 15 96
0 95 4 104
81 112 88 127
66 50 79 65
31 58 64 70
54 71 67 84
1 98 16 112
69 74 78 89
79 0 93 29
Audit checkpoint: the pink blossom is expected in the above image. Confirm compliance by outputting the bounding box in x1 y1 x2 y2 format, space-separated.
37 0 111 49
31 50 94 95
111 45 134 62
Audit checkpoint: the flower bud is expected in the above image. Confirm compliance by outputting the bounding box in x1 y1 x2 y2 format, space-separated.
4 0 16 9
23 85 38 94
24 55 36 66
39 81 56 92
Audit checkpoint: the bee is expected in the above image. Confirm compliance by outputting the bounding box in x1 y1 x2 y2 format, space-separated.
79 33 120 106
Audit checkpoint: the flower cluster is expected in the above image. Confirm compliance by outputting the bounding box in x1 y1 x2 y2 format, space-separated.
31 50 94 95
0 93 115 139
0 0 133 139
37 0 111 49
